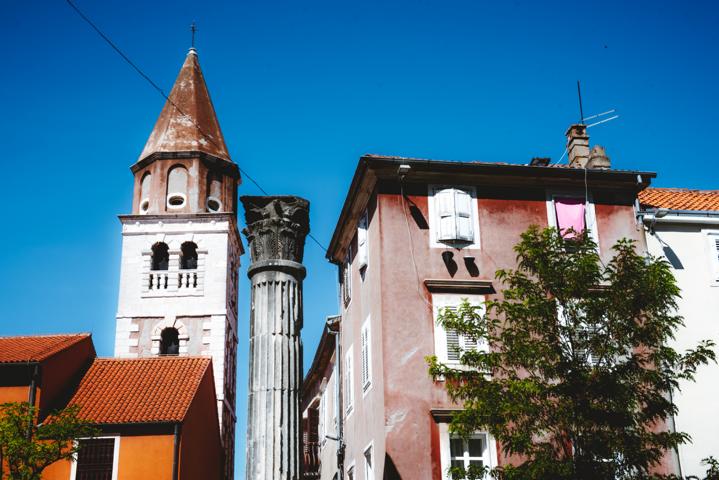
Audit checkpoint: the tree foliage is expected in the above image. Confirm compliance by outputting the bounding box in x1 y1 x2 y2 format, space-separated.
428 226 715 480
0 402 99 480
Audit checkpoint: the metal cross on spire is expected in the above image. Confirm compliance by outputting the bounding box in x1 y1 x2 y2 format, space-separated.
190 22 197 48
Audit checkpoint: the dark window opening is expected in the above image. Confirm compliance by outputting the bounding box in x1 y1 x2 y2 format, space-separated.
160 327 180 355
180 242 198 270
151 242 169 271
75 438 115 480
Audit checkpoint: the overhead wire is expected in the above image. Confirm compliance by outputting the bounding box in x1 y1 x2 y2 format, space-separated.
65 0 328 254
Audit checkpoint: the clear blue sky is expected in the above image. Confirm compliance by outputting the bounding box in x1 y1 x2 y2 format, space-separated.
2 0 717 475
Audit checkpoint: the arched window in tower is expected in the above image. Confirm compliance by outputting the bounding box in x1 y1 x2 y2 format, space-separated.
151 242 169 271
166 165 188 209
159 327 180 355
206 171 223 212
140 172 151 214
180 242 198 269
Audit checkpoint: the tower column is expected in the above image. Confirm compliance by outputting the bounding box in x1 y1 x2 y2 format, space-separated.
242 196 309 480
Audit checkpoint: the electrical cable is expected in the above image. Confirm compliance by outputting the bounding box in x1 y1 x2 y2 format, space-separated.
65 0 328 253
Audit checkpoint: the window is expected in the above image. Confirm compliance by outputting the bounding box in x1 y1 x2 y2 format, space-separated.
449 434 490 476
432 295 487 365
707 232 719 284
357 211 368 270
332 361 339 430
151 242 169 271
345 345 354 415
363 443 374 480
73 437 119 480
159 327 180 355
347 464 355 480
429 186 479 247
547 193 599 247
360 317 372 393
438 424 495 480
206 171 223 212
139 172 151 214
180 242 198 270
166 165 188 209
341 249 352 306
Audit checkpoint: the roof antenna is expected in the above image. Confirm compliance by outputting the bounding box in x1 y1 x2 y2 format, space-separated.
577 80 585 124
190 22 198 49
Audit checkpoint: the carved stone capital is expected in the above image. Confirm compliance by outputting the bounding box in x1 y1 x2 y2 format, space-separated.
241 196 310 265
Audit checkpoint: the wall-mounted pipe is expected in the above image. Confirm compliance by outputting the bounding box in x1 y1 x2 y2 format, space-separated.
172 423 181 480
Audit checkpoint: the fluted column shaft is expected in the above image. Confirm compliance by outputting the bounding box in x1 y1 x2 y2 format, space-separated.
242 196 309 480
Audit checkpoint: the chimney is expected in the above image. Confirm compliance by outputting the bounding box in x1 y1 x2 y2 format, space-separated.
565 124 590 167
586 145 611 169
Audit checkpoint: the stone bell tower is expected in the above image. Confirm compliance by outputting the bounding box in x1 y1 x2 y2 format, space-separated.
242 196 309 480
113 47 241 479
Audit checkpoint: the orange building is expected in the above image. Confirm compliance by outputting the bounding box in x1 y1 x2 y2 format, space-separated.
0 335 223 479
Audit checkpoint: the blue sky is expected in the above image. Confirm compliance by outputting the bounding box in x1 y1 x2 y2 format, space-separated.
2 0 717 475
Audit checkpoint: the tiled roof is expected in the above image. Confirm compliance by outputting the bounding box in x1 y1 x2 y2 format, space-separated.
639 188 719 211
70 357 211 424
0 334 91 363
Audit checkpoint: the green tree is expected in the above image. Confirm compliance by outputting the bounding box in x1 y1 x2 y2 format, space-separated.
428 226 715 480
0 402 98 480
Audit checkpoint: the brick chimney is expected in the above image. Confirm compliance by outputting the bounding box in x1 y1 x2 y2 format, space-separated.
565 124 590 167
586 145 611 169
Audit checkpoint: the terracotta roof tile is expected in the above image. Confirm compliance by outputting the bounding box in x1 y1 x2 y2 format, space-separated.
69 357 211 424
0 334 91 363
639 188 719 211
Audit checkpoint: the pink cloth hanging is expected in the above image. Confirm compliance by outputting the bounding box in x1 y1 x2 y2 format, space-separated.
555 197 586 238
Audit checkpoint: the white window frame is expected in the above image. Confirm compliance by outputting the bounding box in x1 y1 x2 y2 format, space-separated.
357 210 369 271
332 360 339 430
342 248 353 307
438 423 497 479
704 230 719 286
363 441 374 480
432 294 487 367
360 316 372 396
70 436 121 480
546 191 600 250
428 185 481 249
345 345 355 416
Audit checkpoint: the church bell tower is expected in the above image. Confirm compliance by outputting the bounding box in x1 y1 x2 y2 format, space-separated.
114 47 241 479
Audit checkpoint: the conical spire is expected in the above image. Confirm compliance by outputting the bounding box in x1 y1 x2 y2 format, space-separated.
138 49 231 163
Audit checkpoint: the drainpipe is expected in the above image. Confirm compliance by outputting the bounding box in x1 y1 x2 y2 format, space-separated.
27 363 39 439
172 423 181 480
326 315 344 480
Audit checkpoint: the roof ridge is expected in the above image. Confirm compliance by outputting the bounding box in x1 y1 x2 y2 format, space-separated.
0 332 90 340
645 187 719 193
93 356 212 362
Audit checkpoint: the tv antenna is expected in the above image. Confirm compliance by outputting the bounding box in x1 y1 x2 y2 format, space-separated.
576 80 619 128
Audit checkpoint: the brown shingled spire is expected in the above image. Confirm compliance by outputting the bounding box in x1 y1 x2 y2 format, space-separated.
138 48 231 163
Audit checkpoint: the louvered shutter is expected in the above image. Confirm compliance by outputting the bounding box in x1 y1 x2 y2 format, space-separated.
361 323 370 390
454 189 474 241
446 328 461 361
345 349 354 413
436 188 457 241
357 212 368 269
714 238 719 280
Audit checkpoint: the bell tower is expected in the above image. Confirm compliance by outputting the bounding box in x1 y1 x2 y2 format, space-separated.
114 48 241 479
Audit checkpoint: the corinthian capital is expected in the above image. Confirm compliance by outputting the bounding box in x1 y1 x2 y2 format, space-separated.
241 196 310 264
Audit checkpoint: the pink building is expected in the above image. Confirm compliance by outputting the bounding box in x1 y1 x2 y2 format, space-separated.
302 130 679 479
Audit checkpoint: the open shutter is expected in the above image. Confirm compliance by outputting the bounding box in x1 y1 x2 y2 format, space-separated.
357 212 368 269
446 328 461 361
436 188 457 241
714 237 719 281
345 349 354 413
454 189 474 241
361 323 370 390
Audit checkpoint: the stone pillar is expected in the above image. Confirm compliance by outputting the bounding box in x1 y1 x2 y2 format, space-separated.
242 196 310 480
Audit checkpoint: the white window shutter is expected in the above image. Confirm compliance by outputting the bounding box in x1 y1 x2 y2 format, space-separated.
361 326 368 388
436 188 457 242
345 349 354 413
454 189 474 242
446 328 460 361
357 212 368 269
714 238 719 280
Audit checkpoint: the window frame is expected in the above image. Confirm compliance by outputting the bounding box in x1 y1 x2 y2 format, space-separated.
704 230 719 286
432 294 488 367
342 247 353 307
428 185 481 249
70 436 120 480
363 441 374 480
345 344 355 416
357 210 369 271
360 316 372 396
347 461 356 480
545 191 600 250
438 423 496 479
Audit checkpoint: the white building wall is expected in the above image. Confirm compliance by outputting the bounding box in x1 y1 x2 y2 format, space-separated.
645 222 719 477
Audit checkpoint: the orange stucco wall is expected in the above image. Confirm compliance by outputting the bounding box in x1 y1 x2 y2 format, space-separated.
0 385 30 403
117 435 174 480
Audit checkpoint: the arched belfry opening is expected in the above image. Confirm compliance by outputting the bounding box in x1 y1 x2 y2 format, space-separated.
151 242 169 271
180 242 198 269
159 327 180 355
166 165 188 209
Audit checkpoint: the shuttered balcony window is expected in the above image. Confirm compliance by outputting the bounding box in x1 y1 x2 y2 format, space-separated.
435 187 475 243
74 438 117 480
